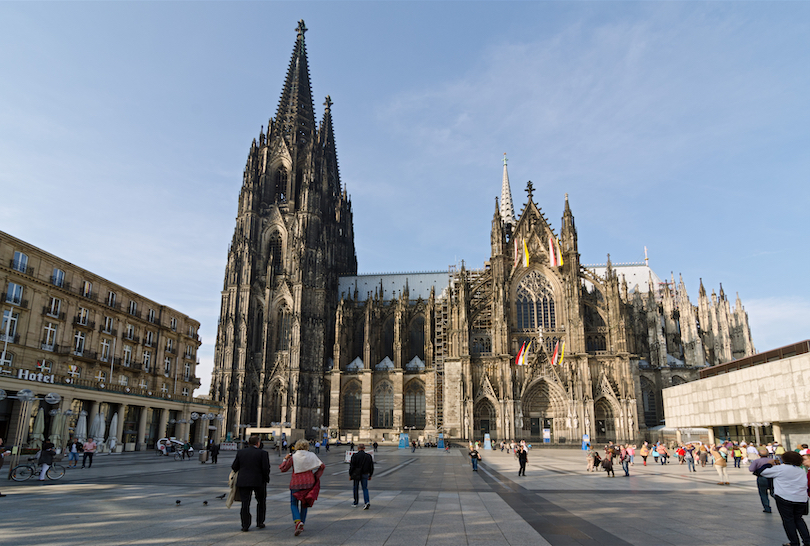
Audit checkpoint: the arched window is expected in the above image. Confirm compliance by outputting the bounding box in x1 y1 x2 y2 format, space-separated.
276 306 291 351
274 168 288 203
470 335 492 356
374 381 394 428
640 377 658 428
268 232 283 274
516 271 556 331
342 382 362 429
404 381 425 429
267 383 283 424
353 322 364 360
382 317 394 360
409 316 425 361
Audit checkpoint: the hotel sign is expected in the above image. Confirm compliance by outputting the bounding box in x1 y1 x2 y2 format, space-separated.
17 369 56 384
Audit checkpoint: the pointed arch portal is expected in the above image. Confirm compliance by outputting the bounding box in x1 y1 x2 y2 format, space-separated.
521 379 566 443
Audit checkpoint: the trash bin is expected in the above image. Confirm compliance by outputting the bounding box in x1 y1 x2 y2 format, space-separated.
199 450 209 463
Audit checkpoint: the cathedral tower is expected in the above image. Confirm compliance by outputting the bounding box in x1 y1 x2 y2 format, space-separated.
211 21 357 439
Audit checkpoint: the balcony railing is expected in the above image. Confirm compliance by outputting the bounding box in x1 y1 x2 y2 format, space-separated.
42 307 67 320
72 318 95 329
9 260 35 276
99 326 118 337
166 347 176 355
0 333 20 344
40 342 59 352
4 295 27 308
49 276 68 289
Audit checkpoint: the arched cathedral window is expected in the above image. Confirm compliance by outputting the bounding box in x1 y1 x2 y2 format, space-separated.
516 271 556 331
383 317 394 360
269 232 283 274
409 316 425 361
342 381 361 429
276 306 291 351
275 168 287 203
374 381 394 428
404 381 426 429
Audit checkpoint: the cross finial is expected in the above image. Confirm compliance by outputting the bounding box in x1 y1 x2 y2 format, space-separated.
526 180 534 201
324 95 333 111
503 152 508 166
296 20 307 38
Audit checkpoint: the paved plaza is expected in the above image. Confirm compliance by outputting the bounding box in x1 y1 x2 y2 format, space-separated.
1 446 791 545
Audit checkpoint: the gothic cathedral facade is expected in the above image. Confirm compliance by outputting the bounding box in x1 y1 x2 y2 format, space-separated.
211 22 755 445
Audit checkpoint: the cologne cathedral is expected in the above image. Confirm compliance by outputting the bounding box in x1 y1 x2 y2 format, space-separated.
211 21 755 445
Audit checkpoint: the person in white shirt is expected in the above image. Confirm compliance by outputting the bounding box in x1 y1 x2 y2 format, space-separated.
759 451 810 546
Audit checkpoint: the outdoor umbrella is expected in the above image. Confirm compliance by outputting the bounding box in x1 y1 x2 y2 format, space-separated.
94 412 106 451
29 407 45 449
49 412 64 450
75 413 87 443
107 412 119 452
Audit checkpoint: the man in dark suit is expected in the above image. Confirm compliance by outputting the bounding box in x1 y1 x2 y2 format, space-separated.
232 434 270 531
349 443 374 509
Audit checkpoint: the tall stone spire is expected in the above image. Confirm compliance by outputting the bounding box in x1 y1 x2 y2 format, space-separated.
275 19 316 148
500 153 517 229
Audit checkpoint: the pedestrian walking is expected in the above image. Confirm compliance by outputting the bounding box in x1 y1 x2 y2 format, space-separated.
0 438 12 496
182 440 192 460
749 447 775 513
66 438 79 468
469 447 481 471
710 445 730 485
209 441 220 464
685 444 697 473
602 452 615 477
349 443 374 509
758 451 810 546
620 445 630 477
280 439 325 536
517 446 528 476
657 444 669 465
231 433 270 532
699 445 709 467
639 443 649 466
81 438 97 468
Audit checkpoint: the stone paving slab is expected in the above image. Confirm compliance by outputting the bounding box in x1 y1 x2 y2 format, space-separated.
0 446 799 545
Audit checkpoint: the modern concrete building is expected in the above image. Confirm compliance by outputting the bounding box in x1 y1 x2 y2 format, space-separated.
662 340 810 448
0 231 221 450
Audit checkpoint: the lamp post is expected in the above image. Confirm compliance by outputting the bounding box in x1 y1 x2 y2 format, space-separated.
0 388 61 478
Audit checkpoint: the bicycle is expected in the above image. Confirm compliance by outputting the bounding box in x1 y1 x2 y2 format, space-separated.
11 456 66 481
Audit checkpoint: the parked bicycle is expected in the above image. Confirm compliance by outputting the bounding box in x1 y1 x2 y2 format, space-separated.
11 456 66 481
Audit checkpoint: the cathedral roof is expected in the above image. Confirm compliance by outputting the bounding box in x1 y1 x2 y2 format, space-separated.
583 262 663 294
339 271 450 301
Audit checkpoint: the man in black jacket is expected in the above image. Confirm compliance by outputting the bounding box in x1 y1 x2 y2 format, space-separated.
232 434 270 531
349 443 374 509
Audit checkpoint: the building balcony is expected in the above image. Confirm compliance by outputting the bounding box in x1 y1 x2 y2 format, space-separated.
9 259 35 276
4 296 28 308
0 333 20 344
42 307 67 320
165 347 176 355
72 318 95 329
99 326 118 337
40 342 59 352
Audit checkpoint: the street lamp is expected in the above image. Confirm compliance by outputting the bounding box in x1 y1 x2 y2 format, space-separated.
0 388 61 478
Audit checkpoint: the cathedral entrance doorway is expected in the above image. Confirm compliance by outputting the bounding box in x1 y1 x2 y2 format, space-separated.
473 399 497 442
594 398 615 443
521 379 565 445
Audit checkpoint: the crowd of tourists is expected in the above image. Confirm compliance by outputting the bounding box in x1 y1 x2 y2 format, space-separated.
584 440 810 546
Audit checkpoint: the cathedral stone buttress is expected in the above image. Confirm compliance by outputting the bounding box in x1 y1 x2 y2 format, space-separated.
211 20 357 439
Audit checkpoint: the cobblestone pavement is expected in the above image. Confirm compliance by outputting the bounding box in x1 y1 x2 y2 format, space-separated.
0 446 791 545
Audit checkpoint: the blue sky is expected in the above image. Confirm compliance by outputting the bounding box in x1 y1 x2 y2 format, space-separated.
2 2 808 393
